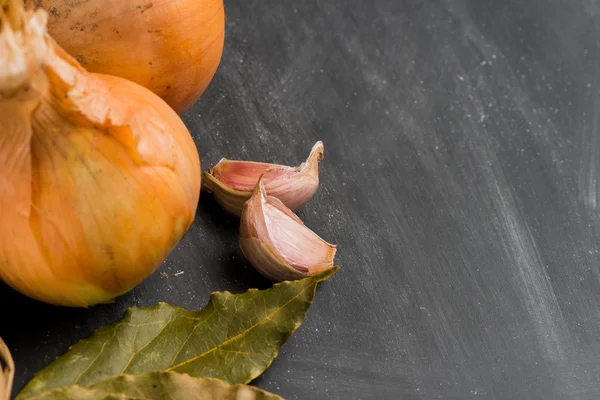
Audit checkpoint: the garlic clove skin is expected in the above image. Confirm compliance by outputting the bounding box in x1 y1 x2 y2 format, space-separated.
203 141 324 216
240 176 336 282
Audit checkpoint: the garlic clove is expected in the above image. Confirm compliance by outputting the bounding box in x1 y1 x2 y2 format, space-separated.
240 175 336 281
203 141 324 216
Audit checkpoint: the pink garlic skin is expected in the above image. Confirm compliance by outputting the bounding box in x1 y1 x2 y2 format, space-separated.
212 162 298 191
203 141 324 216
240 177 336 282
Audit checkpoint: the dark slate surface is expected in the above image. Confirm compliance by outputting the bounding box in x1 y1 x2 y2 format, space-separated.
3 0 600 398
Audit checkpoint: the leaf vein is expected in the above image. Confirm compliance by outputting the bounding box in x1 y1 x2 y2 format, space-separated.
121 314 175 374
72 322 124 385
166 282 315 371
120 325 140 375
168 309 217 367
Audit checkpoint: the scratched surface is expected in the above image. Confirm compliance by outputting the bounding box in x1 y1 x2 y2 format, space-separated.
3 0 600 398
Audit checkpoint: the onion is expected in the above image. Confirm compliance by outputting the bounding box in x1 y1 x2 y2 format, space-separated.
0 1 201 307
25 0 225 114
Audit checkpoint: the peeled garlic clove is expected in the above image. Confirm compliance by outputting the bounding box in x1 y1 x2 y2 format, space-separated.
240 176 336 281
203 141 324 216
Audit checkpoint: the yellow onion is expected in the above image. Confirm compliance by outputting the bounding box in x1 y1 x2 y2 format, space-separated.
25 0 225 114
0 1 200 307
0 338 13 400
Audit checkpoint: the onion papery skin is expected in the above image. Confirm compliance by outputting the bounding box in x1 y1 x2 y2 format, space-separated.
25 0 225 114
0 9 201 307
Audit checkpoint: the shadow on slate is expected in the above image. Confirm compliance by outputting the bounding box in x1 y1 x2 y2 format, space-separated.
195 193 272 291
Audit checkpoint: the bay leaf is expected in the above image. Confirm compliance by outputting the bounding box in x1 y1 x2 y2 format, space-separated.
0 338 14 400
19 268 338 398
22 372 282 400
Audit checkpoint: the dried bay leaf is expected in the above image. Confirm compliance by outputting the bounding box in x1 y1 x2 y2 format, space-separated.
19 268 338 398
23 372 283 400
